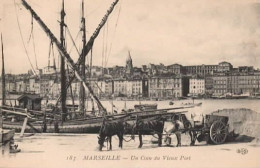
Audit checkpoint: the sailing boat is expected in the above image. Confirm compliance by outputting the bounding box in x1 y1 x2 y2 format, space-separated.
2 0 121 133
181 97 202 107
1 0 190 134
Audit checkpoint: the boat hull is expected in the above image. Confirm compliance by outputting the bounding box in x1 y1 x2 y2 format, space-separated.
3 119 102 134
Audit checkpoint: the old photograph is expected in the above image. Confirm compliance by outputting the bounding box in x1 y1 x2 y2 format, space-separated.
0 0 260 168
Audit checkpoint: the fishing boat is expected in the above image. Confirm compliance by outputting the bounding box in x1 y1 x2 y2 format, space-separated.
1 0 120 134
250 93 260 99
181 97 202 107
181 102 202 107
1 0 191 134
134 104 157 111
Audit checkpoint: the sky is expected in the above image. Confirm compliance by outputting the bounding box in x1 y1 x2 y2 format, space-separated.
0 0 260 74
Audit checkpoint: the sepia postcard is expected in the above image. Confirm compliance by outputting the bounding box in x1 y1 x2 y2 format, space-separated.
0 0 260 168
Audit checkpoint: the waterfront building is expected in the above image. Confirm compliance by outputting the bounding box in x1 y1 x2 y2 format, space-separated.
4 75 16 93
147 63 167 76
109 66 125 78
147 64 158 76
90 66 103 77
237 72 260 95
189 78 205 96
34 81 41 95
238 66 254 73
96 80 106 97
148 75 183 98
29 78 35 92
113 78 127 97
17 93 42 111
49 81 60 99
15 80 27 93
184 64 218 76
2 57 260 100
212 71 260 96
217 61 233 72
167 64 186 75
1 75 16 93
89 78 100 97
35 69 43 76
39 78 50 98
42 66 56 75
103 80 114 97
142 78 149 97
5 81 16 93
205 76 214 95
95 80 113 97
126 79 143 97
212 75 228 96
132 67 143 78
141 65 148 73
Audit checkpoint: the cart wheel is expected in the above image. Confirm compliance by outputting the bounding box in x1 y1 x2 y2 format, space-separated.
210 120 228 144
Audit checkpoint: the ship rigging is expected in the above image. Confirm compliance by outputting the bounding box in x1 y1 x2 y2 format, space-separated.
1 0 191 134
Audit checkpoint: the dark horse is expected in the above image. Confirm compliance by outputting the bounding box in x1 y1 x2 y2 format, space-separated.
164 114 197 146
98 119 124 151
125 116 165 148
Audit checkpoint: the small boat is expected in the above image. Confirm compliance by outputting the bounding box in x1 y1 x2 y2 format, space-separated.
134 104 157 111
195 102 202 106
182 102 202 107
169 101 174 105
231 93 250 99
250 93 260 99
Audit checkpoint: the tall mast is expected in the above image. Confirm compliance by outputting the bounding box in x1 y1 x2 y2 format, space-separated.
79 0 86 114
52 0 119 107
21 0 107 113
60 0 67 121
1 33 6 106
77 0 119 67
21 0 119 114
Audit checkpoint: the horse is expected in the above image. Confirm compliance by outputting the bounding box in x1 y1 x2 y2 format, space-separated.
125 116 165 148
164 114 197 146
98 119 124 151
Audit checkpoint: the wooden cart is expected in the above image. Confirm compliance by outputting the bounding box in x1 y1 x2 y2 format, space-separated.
192 114 229 144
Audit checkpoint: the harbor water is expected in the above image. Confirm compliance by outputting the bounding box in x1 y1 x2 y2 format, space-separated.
65 99 260 114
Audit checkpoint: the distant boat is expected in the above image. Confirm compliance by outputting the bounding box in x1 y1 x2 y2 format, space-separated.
195 102 202 106
211 95 226 99
134 104 158 111
181 102 202 107
250 93 260 99
169 101 174 105
230 93 250 99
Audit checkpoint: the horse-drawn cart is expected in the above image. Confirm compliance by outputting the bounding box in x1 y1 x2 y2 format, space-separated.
165 114 229 146
195 114 229 144
98 109 230 151
184 114 229 144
